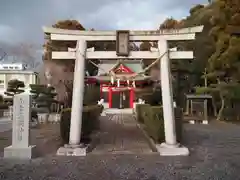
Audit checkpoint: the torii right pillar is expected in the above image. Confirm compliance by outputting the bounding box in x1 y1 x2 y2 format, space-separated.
157 39 189 156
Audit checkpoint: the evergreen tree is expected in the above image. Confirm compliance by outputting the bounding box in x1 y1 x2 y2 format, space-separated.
0 95 8 110
30 84 58 114
4 79 25 105
196 0 240 120
4 79 25 96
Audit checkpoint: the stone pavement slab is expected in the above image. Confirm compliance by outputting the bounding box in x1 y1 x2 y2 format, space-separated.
91 114 153 154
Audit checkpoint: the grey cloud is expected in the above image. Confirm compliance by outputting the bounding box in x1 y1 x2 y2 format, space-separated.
0 0 208 45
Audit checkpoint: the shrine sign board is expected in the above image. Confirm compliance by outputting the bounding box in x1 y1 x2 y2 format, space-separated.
116 30 129 56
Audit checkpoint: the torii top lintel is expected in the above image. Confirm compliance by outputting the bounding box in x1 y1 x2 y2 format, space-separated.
43 26 204 41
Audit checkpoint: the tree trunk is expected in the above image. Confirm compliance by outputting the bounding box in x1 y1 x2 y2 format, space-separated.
211 95 217 117
216 92 225 121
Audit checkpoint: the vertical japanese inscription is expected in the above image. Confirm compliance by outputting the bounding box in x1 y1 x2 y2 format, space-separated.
16 98 25 141
12 93 31 148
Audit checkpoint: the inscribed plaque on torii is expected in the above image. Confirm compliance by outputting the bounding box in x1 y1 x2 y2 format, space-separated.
116 30 129 56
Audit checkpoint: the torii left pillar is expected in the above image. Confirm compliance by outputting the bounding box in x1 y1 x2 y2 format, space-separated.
57 40 87 156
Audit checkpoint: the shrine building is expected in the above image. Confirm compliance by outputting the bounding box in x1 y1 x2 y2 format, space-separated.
92 59 151 109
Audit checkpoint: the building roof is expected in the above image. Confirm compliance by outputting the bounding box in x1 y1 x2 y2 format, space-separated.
97 60 143 76
93 75 150 82
0 70 38 74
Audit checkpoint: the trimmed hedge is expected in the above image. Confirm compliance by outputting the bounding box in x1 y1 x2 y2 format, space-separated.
136 104 183 143
136 93 152 104
142 105 165 143
135 104 150 123
60 104 103 144
0 95 9 110
83 86 100 105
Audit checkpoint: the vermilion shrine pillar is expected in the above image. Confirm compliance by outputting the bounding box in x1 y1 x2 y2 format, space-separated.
108 87 112 108
130 88 134 108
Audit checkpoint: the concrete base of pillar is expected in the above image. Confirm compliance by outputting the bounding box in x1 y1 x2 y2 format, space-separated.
56 144 88 156
101 111 107 116
156 143 189 156
4 145 37 159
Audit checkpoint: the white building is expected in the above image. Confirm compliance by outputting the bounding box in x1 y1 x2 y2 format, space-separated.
0 63 39 96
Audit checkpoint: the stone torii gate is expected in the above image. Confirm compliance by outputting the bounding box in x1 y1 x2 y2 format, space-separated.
43 26 203 156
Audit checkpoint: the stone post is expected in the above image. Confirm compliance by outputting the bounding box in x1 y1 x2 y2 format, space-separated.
57 40 87 156
4 93 36 159
158 40 177 145
157 39 189 156
69 40 86 145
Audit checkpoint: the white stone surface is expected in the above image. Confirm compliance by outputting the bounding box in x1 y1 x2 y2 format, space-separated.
190 120 195 124
51 32 197 41
43 25 204 41
156 143 189 156
57 146 87 156
44 25 203 35
69 40 86 145
52 51 194 60
4 145 36 159
202 120 209 124
158 40 177 146
4 93 36 159
37 113 49 124
48 113 61 123
104 108 133 115
97 99 104 105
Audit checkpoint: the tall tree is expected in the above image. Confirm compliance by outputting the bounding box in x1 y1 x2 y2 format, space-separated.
43 20 85 104
195 0 240 120
159 18 184 29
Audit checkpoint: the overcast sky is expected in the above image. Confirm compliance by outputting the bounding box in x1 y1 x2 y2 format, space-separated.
0 0 208 46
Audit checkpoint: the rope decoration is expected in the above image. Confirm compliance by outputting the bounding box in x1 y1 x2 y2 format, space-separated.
87 49 170 81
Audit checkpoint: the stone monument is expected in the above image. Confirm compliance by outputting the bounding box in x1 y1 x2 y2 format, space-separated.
4 93 36 159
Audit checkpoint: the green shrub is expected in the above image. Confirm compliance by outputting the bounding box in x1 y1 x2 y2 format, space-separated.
0 95 3 103
149 86 162 106
140 105 183 143
3 97 13 105
4 79 25 96
174 107 183 143
30 84 57 113
142 105 165 143
136 104 150 123
83 86 100 105
60 105 103 144
136 93 152 104
0 95 8 110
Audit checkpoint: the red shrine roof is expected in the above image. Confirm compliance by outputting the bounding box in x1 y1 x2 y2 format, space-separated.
97 60 143 76
112 62 134 74
89 60 151 82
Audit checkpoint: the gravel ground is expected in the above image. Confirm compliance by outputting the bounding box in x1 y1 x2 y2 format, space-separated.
1 121 240 179
0 123 61 157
